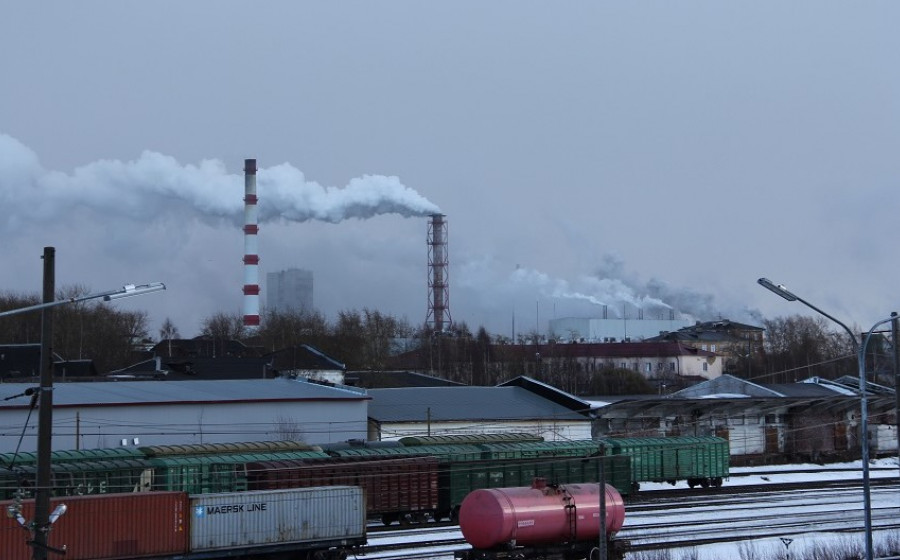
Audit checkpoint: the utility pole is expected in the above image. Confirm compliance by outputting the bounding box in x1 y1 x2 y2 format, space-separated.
0 249 165 558
892 312 899 475
34 246 55 560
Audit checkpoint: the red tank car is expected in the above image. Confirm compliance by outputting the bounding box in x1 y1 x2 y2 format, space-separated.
459 478 625 550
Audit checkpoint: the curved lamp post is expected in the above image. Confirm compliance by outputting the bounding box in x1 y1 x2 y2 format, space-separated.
0 283 165 319
758 277 877 560
0 247 165 560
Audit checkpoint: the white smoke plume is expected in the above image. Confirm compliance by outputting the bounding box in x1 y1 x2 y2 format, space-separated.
0 133 440 230
510 266 672 317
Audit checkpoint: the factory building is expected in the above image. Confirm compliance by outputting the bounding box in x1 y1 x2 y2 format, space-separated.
549 316 695 342
266 268 314 314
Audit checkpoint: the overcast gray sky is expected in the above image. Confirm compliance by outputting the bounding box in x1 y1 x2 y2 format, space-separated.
2 2 899 339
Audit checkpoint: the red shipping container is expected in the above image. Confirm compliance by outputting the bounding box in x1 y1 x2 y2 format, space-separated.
0 492 189 560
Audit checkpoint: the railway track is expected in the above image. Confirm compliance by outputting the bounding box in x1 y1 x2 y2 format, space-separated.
357 474 900 560
629 475 900 508
620 479 900 554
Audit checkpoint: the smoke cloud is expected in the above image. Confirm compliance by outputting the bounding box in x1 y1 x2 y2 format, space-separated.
0 133 440 230
510 266 672 317
454 252 762 329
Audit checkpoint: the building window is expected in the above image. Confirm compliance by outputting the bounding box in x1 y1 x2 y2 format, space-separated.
702 362 708 372
645 363 653 373
668 362 675 371
620 362 626 369
701 344 708 351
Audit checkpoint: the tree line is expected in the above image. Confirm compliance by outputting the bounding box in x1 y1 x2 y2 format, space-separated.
1 286 889 393
0 286 151 374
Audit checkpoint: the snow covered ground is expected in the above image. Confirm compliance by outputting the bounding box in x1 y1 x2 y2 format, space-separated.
632 457 900 560
361 459 900 560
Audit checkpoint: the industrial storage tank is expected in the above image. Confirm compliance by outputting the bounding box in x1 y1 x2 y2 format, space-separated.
458 478 625 550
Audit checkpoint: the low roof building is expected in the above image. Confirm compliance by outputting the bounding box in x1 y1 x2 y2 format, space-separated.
366 376 593 441
0 378 368 453
344 370 464 389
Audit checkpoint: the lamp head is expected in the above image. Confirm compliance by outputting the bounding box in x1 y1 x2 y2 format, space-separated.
49 503 67 524
104 282 166 301
757 278 799 302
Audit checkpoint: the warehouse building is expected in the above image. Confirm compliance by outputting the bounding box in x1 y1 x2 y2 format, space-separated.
0 377 368 454
366 376 594 441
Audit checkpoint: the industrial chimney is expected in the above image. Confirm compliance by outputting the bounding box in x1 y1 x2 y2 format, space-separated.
426 213 451 332
242 159 260 332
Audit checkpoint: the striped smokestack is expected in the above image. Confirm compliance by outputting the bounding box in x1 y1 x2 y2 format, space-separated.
242 158 260 331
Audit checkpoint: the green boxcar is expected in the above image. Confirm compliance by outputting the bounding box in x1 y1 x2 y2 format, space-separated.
138 440 321 457
0 447 145 468
603 435 729 489
398 433 543 446
0 458 157 498
328 444 485 462
476 440 602 461
439 454 631 521
149 449 331 494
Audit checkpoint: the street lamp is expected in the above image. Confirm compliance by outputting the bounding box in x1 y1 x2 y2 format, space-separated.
0 247 165 560
0 282 165 318
757 277 873 560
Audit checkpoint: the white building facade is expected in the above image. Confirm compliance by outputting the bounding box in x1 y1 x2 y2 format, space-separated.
0 378 367 453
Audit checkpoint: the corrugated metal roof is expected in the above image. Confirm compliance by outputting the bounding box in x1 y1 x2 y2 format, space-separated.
344 370 464 388
367 386 589 422
0 378 368 408
765 382 843 398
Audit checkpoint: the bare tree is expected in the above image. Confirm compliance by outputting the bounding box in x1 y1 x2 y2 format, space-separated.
158 318 180 357
0 285 150 373
761 315 855 382
200 311 246 340
159 317 180 340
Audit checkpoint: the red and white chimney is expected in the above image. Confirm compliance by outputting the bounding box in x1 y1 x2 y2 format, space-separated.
242 158 260 331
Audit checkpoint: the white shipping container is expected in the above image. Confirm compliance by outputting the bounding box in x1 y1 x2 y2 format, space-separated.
870 424 899 453
190 486 365 552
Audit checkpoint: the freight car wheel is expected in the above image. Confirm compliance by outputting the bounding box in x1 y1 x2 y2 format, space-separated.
712 477 723 488
381 513 397 526
700 478 710 488
449 506 460 523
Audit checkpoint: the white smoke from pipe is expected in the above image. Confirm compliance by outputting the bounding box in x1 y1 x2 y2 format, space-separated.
0 133 440 230
510 266 672 317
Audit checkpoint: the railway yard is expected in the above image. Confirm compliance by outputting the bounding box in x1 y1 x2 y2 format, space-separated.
362 463 900 560
1 435 897 559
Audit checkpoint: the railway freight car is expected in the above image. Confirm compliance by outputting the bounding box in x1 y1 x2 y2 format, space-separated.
0 486 365 560
604 436 728 491
244 455 440 525
325 435 633 522
437 452 631 522
455 478 626 560
0 446 332 499
0 434 729 516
